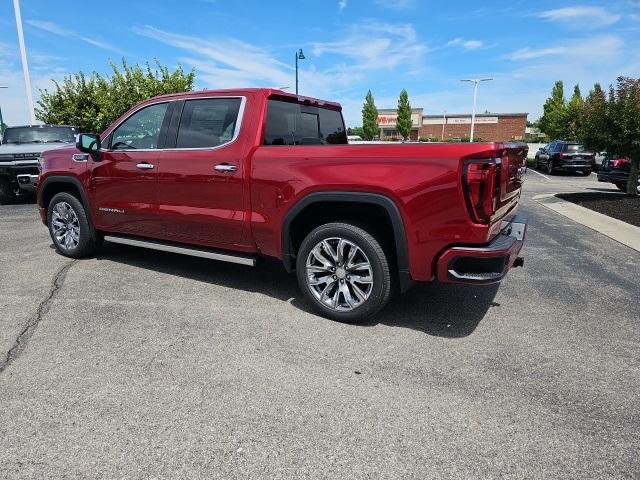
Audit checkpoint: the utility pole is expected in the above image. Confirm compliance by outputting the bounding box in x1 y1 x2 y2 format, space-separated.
460 78 493 142
13 0 36 124
441 111 446 141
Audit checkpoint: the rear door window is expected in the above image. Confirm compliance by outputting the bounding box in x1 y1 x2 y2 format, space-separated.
263 99 347 145
175 98 242 149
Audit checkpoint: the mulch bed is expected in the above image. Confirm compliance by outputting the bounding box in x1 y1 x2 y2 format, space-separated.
556 192 640 227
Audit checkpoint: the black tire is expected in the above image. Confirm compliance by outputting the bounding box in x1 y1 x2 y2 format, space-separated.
580 170 592 176
0 178 16 205
47 192 101 258
547 159 556 175
534 157 540 170
614 183 627 192
296 222 392 323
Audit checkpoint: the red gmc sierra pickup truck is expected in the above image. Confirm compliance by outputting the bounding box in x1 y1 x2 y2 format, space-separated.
36 88 527 322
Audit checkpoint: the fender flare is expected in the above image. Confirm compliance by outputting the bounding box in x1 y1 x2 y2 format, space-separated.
38 176 98 240
281 191 413 292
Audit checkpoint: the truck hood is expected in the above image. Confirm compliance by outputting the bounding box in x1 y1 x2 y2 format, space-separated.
0 143 72 155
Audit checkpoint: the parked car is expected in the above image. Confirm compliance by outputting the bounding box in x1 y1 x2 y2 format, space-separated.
597 156 639 194
534 140 595 175
0 125 78 204
36 88 527 323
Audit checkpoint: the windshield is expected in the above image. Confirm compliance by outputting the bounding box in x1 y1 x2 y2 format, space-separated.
2 126 77 144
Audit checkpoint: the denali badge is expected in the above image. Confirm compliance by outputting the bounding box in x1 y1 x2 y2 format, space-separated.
98 207 125 214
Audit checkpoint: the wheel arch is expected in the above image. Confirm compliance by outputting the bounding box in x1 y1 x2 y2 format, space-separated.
281 191 413 291
39 176 98 240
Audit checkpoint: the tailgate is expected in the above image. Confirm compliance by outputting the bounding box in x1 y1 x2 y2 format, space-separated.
496 143 527 214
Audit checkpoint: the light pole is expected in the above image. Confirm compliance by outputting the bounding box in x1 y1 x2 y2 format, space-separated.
12 0 36 124
0 86 7 136
295 49 305 95
441 110 446 141
460 78 492 142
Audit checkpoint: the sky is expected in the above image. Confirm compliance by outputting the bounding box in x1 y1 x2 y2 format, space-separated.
1 0 639 127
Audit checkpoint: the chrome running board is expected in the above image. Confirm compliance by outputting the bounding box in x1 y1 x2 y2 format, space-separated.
104 235 257 266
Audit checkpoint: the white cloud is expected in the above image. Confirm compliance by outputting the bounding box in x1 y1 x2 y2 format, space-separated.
312 22 427 76
26 20 122 53
135 22 427 101
536 6 620 26
134 25 335 94
446 38 484 50
509 35 622 61
338 0 347 13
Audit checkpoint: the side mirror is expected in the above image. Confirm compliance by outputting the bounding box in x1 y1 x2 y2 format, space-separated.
76 133 101 161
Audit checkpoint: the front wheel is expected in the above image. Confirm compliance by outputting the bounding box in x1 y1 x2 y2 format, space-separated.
614 183 627 192
296 222 392 323
47 192 101 258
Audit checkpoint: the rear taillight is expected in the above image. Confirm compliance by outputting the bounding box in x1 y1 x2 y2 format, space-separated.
612 158 630 168
463 160 499 224
558 152 564 159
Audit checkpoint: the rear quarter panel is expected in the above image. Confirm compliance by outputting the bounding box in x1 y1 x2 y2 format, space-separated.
250 143 514 281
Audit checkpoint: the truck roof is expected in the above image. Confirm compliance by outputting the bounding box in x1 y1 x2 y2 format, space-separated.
5 124 78 129
148 88 342 109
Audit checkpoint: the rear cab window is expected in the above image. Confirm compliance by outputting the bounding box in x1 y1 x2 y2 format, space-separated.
563 144 585 152
263 98 347 146
175 98 242 149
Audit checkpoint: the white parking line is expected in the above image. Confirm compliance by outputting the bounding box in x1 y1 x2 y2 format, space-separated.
528 169 551 181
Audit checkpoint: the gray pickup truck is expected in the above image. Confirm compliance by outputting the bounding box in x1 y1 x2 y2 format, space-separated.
0 125 78 204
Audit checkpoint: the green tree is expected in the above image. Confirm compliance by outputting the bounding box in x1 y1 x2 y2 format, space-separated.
361 90 379 140
396 89 412 141
36 59 195 132
538 80 567 139
579 77 640 195
347 126 365 137
563 84 583 139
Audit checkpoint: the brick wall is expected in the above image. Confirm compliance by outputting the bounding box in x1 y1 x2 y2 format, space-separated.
418 115 527 142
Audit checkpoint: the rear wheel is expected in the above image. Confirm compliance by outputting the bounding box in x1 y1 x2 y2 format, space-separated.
47 192 101 258
614 183 627 192
0 178 16 205
534 157 540 170
580 170 592 176
296 222 392 323
547 160 556 175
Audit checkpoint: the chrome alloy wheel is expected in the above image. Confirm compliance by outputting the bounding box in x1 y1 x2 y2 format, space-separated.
51 201 80 250
305 237 374 312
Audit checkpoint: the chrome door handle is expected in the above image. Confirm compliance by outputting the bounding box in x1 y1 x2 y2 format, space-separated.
136 162 154 170
214 163 238 172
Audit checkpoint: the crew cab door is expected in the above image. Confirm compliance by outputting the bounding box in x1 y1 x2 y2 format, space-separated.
156 97 247 246
89 102 170 235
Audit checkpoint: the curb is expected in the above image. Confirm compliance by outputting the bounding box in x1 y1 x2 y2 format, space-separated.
533 194 640 252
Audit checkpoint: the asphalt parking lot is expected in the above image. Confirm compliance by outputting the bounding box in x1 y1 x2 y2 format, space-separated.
1 171 639 479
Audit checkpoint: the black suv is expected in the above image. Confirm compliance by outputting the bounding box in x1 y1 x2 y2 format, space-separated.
534 141 595 175
597 156 639 194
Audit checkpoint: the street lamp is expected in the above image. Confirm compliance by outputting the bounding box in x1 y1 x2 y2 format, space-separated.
295 49 305 95
460 78 493 142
